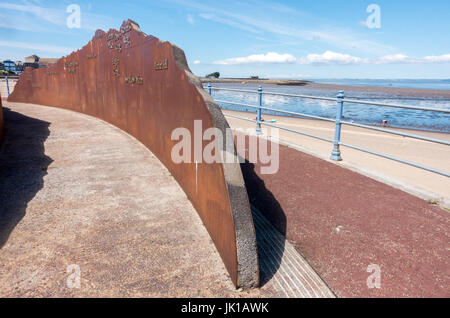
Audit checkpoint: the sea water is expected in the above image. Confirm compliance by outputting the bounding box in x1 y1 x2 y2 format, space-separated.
208 82 450 133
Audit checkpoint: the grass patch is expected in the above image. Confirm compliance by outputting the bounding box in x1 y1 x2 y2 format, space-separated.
427 199 440 205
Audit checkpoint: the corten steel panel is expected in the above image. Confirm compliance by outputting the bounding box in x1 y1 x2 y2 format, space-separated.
8 20 259 289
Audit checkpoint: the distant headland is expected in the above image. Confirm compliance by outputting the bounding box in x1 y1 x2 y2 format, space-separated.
200 77 311 86
201 77 450 99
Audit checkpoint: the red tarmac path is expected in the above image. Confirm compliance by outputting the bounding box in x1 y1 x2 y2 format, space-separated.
239 134 449 297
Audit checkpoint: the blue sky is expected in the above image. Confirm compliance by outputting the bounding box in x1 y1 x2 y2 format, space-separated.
1 0 449 79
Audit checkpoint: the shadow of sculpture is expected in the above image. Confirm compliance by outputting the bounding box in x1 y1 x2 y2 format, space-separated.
0 108 52 248
240 158 287 287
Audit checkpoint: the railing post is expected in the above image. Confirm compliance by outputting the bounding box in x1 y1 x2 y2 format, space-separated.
256 85 262 135
6 75 10 97
207 82 212 95
330 90 344 161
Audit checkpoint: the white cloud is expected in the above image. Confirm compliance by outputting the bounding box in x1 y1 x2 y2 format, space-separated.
199 12 260 34
0 3 64 26
187 14 195 25
423 54 450 63
210 51 450 66
0 2 116 32
299 51 362 65
169 0 395 54
214 52 297 65
375 54 413 64
374 54 450 64
193 60 201 64
303 52 450 65
0 40 75 54
359 21 368 27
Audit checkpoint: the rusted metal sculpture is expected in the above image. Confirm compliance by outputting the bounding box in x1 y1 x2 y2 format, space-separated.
8 20 259 289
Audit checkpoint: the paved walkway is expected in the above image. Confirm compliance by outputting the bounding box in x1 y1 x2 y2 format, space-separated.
0 79 16 99
224 110 450 206
0 102 277 297
237 132 449 298
0 102 335 298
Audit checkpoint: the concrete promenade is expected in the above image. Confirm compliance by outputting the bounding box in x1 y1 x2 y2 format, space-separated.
0 79 17 99
0 102 274 297
0 102 334 298
224 110 450 206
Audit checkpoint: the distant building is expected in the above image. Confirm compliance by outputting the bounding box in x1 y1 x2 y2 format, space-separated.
39 58 59 68
250 76 260 80
3 60 16 73
24 55 39 63
24 55 59 69
15 61 24 73
0 62 4 71
24 55 39 69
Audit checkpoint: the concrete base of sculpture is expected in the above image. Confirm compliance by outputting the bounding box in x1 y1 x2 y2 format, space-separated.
8 20 259 289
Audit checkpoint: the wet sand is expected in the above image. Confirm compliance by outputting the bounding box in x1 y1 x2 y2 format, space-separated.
305 82 450 99
201 78 310 86
201 78 450 99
